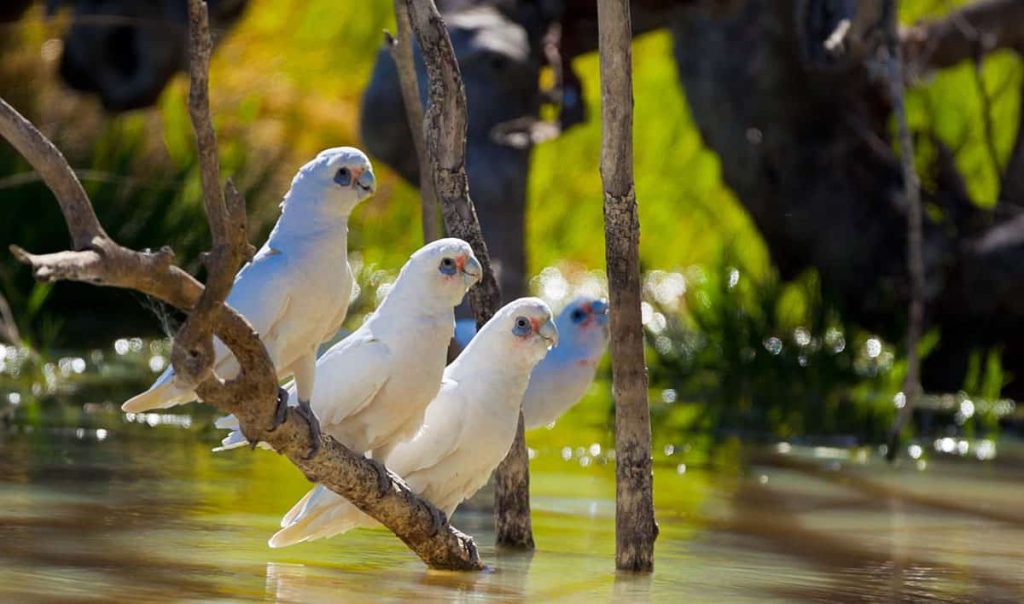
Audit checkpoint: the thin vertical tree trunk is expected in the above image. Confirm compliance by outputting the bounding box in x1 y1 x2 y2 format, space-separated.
883 0 925 462
597 0 657 572
404 0 534 548
388 0 441 243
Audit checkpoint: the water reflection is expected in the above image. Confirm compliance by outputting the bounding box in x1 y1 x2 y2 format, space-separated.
0 430 1022 602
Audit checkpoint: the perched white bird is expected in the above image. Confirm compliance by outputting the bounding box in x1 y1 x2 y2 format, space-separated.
123 147 376 445
454 295 609 429
522 296 608 428
267 297 557 548
215 238 482 456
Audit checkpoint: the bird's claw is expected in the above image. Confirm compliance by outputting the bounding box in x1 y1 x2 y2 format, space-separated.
367 457 392 496
294 398 321 460
428 505 448 536
268 387 290 432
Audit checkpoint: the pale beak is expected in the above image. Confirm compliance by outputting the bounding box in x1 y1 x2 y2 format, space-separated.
462 256 482 286
538 318 559 347
356 169 376 195
593 299 610 325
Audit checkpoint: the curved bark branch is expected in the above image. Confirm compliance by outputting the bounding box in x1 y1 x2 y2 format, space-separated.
902 0 1024 74
0 99 107 249
404 0 534 549
0 0 481 571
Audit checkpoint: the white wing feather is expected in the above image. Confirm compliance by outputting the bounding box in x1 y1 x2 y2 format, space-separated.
308 332 391 429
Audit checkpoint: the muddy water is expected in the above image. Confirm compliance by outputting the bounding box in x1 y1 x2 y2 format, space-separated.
0 424 1021 602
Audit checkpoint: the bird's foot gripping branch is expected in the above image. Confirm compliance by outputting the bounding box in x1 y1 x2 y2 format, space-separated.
0 0 480 572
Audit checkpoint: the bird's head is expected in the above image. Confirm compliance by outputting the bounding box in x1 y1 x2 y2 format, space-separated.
473 297 557 366
547 296 609 366
404 238 482 307
286 147 376 219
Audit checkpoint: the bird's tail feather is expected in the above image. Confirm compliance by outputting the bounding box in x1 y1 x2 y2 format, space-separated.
122 380 194 412
211 414 276 452
281 485 322 527
269 486 366 548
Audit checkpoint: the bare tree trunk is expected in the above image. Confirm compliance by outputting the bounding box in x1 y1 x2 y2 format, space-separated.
404 0 534 549
597 0 657 573
0 0 482 572
387 0 441 243
883 0 926 462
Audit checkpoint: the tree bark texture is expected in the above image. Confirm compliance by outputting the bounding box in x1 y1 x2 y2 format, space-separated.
388 0 442 243
598 0 658 573
0 0 482 572
404 0 534 549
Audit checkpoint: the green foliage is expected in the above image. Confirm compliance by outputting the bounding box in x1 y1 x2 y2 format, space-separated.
643 255 903 441
0 1 1020 445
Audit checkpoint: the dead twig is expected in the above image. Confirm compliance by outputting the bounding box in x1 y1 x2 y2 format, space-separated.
902 0 1024 74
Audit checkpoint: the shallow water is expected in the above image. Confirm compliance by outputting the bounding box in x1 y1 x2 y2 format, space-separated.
0 423 1022 603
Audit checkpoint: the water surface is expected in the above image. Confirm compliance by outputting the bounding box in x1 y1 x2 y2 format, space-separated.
1 424 1022 602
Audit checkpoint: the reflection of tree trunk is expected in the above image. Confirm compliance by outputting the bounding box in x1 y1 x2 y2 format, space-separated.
599 0 657 573
671 0 1024 395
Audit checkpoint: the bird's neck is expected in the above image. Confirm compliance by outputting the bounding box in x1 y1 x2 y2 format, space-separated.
449 341 537 405
266 201 350 252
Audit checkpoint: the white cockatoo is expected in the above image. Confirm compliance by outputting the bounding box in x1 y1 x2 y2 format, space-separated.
455 295 608 429
267 297 557 548
215 238 482 457
521 296 608 428
123 147 376 445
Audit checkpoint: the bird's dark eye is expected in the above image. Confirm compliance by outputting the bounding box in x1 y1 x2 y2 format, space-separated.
439 257 457 275
571 309 586 323
512 316 531 336
334 167 352 186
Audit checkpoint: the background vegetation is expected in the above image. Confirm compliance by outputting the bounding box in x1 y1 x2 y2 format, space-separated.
0 0 1019 444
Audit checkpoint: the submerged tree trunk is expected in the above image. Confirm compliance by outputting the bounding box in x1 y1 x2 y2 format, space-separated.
598 0 658 573
404 0 534 549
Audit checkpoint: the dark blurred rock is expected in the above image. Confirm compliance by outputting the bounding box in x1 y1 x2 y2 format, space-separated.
50 0 247 111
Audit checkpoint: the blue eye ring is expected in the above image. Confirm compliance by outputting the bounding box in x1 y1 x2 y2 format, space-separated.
570 309 586 323
334 167 352 186
512 316 531 337
439 257 457 275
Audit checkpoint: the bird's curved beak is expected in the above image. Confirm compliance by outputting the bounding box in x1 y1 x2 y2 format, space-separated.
538 318 559 348
462 256 482 287
356 169 376 196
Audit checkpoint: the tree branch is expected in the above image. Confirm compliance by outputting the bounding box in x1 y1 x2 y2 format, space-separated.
884 0 927 462
403 0 534 549
386 0 441 243
0 0 481 571
169 0 253 391
0 98 107 250
902 0 1024 74
598 0 657 573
